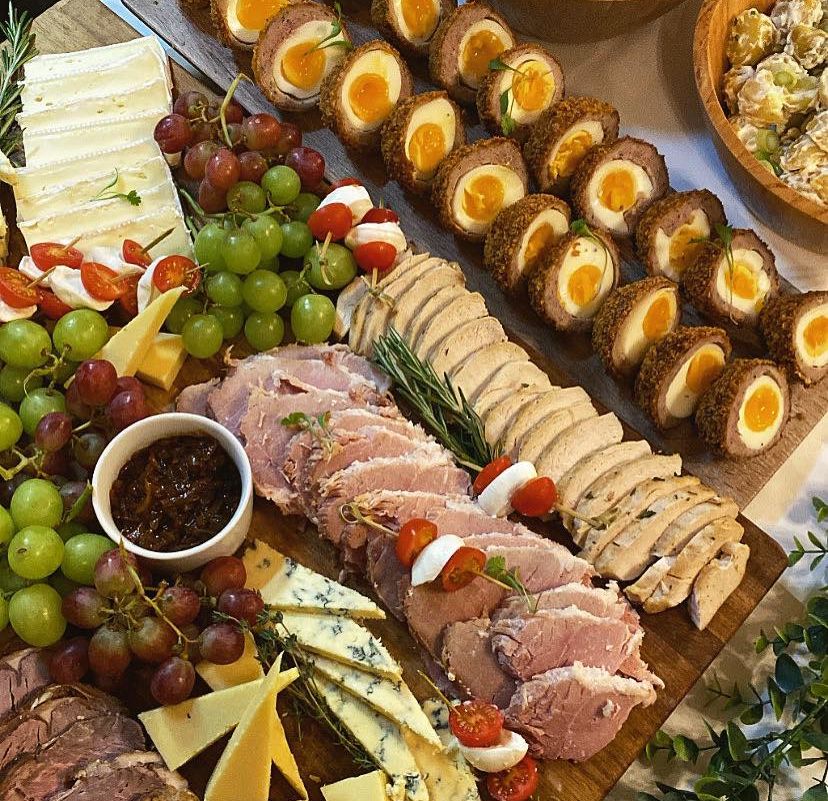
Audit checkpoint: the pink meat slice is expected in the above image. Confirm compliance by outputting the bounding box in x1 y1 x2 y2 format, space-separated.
505 665 656 761
491 607 637 678
274 343 392 392
175 378 219 416
494 583 636 623
441 618 517 707
366 534 409 620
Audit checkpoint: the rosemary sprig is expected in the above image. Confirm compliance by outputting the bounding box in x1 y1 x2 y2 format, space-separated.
372 327 495 472
281 411 336 457
304 2 351 56
89 170 142 207
0 4 37 158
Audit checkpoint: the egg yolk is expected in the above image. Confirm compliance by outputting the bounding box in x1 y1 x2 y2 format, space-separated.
743 385 779 432
668 225 706 275
512 62 553 112
724 261 759 300
281 40 327 91
236 0 287 30
549 131 592 181
567 264 602 308
524 223 556 267
642 295 672 341
685 349 724 395
401 0 438 39
599 169 637 212
409 122 446 175
349 72 392 124
462 174 505 223
803 315 828 358
462 29 506 84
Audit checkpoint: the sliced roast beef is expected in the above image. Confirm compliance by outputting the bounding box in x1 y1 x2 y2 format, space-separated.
505 664 656 760
0 648 51 723
366 534 409 620
441 618 517 707
491 607 637 679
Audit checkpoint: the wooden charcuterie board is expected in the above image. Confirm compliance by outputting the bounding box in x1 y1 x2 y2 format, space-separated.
19 1 790 800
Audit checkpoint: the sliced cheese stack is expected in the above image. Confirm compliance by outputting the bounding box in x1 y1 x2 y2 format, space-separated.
14 37 191 257
343 252 748 627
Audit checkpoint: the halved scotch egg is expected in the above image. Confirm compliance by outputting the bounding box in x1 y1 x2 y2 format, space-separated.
524 96 620 195
371 0 456 58
476 44 564 141
319 41 414 150
212 0 291 50
431 137 528 241
483 194 571 295
527 228 621 332
635 190 727 282
635 326 732 430
696 359 790 459
571 136 670 238
682 228 779 327
760 290 828 386
381 90 465 194
592 277 682 378
252 2 352 111
428 2 516 105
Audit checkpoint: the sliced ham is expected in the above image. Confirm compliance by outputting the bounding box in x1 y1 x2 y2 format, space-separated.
175 378 219 416
493 582 636 624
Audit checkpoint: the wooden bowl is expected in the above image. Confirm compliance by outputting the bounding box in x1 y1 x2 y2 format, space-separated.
488 0 689 42
694 0 828 252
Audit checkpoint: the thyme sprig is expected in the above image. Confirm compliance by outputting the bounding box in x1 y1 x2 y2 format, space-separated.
570 218 611 282
0 4 37 158
372 327 495 472
641 496 828 801
90 170 142 207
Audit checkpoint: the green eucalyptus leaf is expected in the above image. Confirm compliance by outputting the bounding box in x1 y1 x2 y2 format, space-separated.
755 632 769 653
810 682 828 699
813 496 828 522
775 653 804 692
726 721 747 760
739 704 763 725
803 785 828 801
768 677 786 719
803 730 828 751
808 596 828 627
672 734 700 763
652 730 673 747
805 625 828 655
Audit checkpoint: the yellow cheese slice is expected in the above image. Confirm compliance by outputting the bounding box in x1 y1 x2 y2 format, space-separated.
97 286 185 376
321 771 389 801
204 655 284 801
272 710 307 799
136 332 187 391
196 631 264 691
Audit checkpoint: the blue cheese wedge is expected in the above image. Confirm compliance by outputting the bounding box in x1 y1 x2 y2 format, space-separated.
313 675 427 801
242 540 384 619
311 655 441 748
279 611 401 678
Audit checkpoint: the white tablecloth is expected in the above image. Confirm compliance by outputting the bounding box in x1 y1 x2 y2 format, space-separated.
103 1 828 796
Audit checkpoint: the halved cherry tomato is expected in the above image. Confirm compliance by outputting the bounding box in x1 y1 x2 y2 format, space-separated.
449 698 505 748
354 241 396 273
486 756 539 801
118 274 141 317
395 518 438 568
328 177 362 191
440 546 485 592
511 476 558 517
361 207 399 224
0 268 40 308
473 456 513 495
30 242 83 271
308 203 352 242
153 255 201 294
122 239 153 267
38 289 73 320
80 262 126 301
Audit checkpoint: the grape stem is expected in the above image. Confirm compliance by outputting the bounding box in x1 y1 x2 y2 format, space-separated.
218 73 250 150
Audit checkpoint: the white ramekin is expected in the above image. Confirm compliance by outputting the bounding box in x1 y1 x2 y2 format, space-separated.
92 412 253 573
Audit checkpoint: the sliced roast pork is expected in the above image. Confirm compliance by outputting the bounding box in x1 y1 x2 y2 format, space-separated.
493 582 637 624
274 343 393 392
441 618 517 707
505 664 656 760
175 378 219 416
0 647 51 722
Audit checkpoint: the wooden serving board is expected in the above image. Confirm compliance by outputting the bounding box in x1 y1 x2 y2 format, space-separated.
23 2 788 800
120 0 828 510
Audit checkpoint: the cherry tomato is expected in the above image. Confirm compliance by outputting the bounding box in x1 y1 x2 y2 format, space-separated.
511 476 558 517
361 207 400 224
440 546 485 593
80 262 126 301
449 698 505 748
122 239 152 267
153 255 201 294
30 242 83 271
486 756 539 801
38 289 73 320
0 268 40 308
395 518 438 568
473 456 513 495
118 274 141 317
354 241 396 273
308 203 352 242
328 177 362 191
